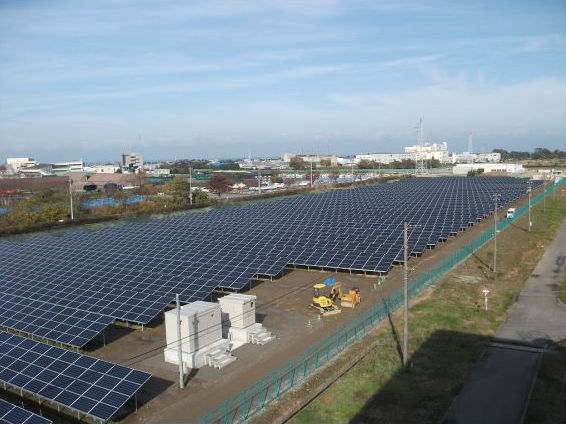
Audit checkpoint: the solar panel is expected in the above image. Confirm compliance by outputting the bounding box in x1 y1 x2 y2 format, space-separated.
0 293 114 348
0 177 541 347
0 398 51 424
0 331 151 421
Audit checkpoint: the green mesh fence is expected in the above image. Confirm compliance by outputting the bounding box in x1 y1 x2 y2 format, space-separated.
198 179 564 424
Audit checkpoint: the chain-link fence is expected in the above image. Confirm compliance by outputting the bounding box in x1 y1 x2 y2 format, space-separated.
199 179 564 424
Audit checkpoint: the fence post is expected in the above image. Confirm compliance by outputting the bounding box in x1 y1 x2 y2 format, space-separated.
276 367 281 398
260 379 264 410
242 390 247 422
289 361 294 388
224 401 228 424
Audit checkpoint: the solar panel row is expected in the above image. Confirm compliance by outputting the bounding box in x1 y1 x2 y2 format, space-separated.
0 177 541 347
0 331 151 421
0 398 51 424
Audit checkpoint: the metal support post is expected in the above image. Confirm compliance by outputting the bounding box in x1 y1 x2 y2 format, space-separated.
68 178 74 220
543 179 546 213
310 161 313 187
189 167 193 205
257 169 261 194
176 294 184 389
493 193 500 273
403 222 409 368
528 180 532 232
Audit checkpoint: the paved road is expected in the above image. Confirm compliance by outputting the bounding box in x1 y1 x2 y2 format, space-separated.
442 217 566 424
495 217 566 345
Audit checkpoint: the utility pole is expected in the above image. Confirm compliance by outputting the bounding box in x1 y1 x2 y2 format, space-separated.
257 169 262 194
528 180 532 232
403 222 409 369
189 167 193 205
176 294 184 389
310 160 313 187
68 178 74 220
543 179 546 213
493 193 500 273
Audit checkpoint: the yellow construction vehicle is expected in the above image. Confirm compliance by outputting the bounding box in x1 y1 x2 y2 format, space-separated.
340 287 361 308
311 279 341 316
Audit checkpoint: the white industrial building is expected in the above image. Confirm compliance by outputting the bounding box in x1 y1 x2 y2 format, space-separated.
355 152 417 164
405 142 451 164
452 163 525 175
51 160 84 174
6 158 83 176
5 157 37 174
281 154 338 166
355 142 451 165
84 164 121 173
452 152 501 164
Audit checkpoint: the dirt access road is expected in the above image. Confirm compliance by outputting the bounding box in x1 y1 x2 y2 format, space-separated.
81 184 544 424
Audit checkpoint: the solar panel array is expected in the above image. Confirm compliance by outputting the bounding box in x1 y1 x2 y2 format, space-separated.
0 177 540 347
0 398 51 424
0 331 151 421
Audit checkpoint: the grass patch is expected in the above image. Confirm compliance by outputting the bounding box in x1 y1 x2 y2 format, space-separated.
559 274 566 304
524 341 566 423
287 196 565 424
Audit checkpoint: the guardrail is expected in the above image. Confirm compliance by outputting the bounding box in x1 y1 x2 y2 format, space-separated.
198 179 564 424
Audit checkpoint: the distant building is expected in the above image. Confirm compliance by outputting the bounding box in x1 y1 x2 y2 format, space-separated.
452 163 524 175
19 163 53 177
405 142 450 164
337 157 356 165
452 152 501 164
355 142 451 165
355 152 417 165
5 157 37 174
67 172 140 191
7 158 83 176
281 154 338 166
121 152 143 172
84 164 121 173
147 168 171 176
51 160 84 174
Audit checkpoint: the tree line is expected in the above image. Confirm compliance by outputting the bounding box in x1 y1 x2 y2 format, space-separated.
493 148 565 161
158 159 240 173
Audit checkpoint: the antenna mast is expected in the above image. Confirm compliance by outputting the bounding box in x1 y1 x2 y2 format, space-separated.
415 118 426 175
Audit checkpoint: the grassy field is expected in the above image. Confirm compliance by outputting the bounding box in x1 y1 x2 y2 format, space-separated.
287 195 565 424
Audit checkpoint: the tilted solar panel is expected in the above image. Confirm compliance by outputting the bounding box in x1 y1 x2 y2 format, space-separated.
0 398 51 424
0 177 542 347
0 331 151 421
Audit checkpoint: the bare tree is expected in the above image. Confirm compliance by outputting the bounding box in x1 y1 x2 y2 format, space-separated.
207 174 233 197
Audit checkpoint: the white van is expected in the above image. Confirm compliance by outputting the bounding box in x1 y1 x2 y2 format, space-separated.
506 208 516 218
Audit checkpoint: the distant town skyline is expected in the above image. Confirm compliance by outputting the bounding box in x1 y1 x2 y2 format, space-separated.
1 0 564 163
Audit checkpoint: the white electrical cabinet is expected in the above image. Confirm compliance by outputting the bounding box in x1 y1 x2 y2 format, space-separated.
165 301 222 354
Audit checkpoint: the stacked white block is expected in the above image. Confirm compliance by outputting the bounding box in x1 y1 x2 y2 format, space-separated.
219 294 275 345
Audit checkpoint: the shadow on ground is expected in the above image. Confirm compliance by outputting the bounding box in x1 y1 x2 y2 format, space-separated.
346 328 557 424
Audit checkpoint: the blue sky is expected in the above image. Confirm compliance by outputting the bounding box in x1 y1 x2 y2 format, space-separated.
0 1 564 162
